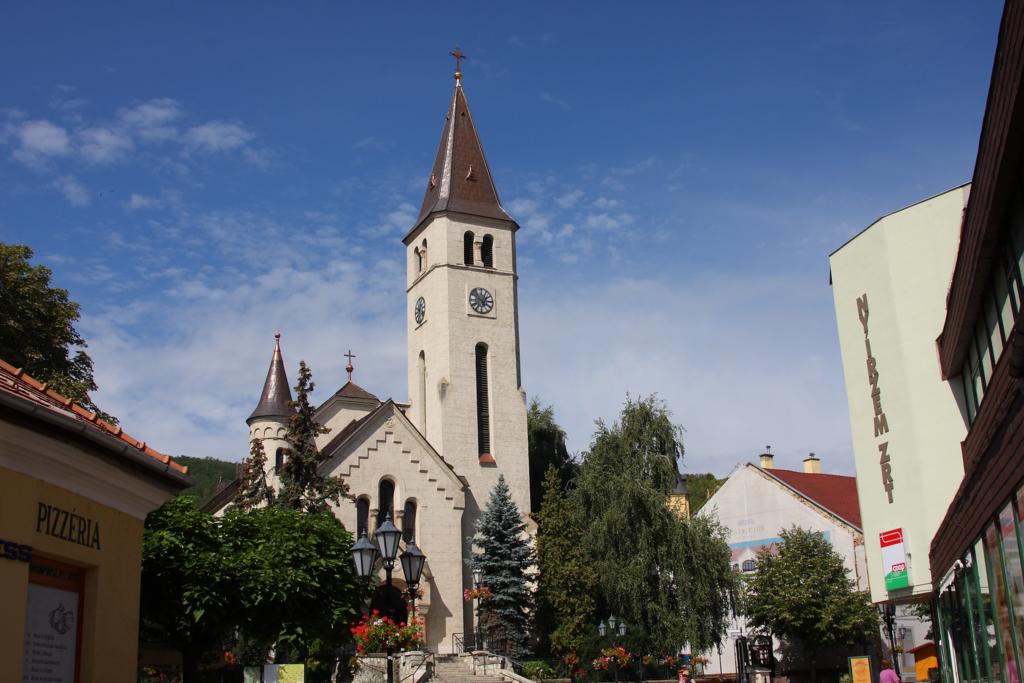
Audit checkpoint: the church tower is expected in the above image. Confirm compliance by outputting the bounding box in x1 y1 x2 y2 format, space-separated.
247 334 294 489
404 64 531 521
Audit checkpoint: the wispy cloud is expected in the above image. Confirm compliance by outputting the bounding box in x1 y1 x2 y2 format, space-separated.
54 175 90 206
541 93 570 110
185 121 254 153
78 126 134 164
10 119 71 166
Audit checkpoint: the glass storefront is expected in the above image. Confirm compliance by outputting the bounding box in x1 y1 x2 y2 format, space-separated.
936 485 1024 683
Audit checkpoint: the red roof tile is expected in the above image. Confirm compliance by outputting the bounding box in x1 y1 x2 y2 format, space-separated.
0 358 188 475
761 467 862 530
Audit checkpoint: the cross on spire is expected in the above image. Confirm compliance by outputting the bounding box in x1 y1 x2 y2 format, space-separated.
345 350 356 383
450 46 467 82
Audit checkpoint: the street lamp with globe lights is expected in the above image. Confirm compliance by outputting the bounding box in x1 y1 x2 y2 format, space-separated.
351 513 427 683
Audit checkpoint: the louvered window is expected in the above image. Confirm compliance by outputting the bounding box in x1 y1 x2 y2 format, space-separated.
418 351 427 432
476 343 491 457
275 448 284 472
482 235 494 268
377 479 395 528
403 500 417 543
464 231 475 266
356 497 370 536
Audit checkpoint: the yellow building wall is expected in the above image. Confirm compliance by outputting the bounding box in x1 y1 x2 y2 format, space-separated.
0 465 146 683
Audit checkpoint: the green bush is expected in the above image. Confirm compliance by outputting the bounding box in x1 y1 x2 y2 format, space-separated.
522 660 557 680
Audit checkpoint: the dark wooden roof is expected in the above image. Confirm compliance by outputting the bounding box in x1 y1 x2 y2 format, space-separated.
406 82 514 241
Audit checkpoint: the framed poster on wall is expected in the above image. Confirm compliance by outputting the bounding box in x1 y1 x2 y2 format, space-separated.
22 557 84 683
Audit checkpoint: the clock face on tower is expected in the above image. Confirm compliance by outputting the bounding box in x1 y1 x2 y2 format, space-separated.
414 297 426 324
468 287 494 314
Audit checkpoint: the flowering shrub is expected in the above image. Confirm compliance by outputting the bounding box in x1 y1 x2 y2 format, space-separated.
463 586 493 602
593 646 632 671
350 610 424 654
661 655 679 669
642 655 656 667
563 651 585 679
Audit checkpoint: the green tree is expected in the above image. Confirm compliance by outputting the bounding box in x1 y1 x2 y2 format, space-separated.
234 438 275 511
471 474 535 657
528 398 576 513
141 497 362 682
277 361 348 512
576 395 735 655
222 505 361 660
174 455 240 503
686 473 726 513
536 465 597 657
0 243 115 423
744 526 879 682
140 497 239 682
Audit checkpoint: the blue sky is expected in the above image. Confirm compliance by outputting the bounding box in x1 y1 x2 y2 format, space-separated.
0 2 1002 475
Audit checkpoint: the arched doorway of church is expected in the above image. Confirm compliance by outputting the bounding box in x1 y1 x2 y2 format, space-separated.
369 583 408 626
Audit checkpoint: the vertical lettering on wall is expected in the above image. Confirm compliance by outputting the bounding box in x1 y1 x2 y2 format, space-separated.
858 293 895 503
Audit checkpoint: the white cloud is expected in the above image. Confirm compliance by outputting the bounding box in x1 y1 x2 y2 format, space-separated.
556 190 583 208
77 126 134 163
124 193 159 211
584 212 634 231
54 175 90 206
11 120 71 165
541 93 570 110
185 121 254 152
120 98 181 141
507 198 538 215
592 196 620 209
518 271 855 473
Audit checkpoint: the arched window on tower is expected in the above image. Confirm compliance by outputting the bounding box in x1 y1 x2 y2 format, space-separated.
377 479 395 528
418 351 427 432
481 234 494 268
464 231 475 266
275 447 284 473
356 497 370 537
403 500 417 543
475 343 491 458
420 239 428 270
414 247 423 274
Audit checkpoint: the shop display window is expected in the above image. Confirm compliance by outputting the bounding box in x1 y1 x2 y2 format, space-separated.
985 522 1021 683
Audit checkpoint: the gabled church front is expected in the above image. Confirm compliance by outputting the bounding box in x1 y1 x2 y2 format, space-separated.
214 65 532 653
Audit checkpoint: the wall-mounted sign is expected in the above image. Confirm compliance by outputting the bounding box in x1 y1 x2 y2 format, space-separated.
36 502 101 550
880 528 910 591
849 655 873 683
1 538 32 562
857 294 895 503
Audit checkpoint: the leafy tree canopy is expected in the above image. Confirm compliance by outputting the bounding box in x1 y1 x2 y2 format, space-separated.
234 438 275 511
576 394 735 654
0 242 115 422
686 473 726 513
528 398 576 513
536 465 597 657
471 474 535 657
744 526 879 654
141 496 361 682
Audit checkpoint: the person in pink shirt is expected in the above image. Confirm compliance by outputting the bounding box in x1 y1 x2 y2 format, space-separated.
879 659 901 683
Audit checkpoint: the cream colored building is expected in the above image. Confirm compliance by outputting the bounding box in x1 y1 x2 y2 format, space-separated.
829 184 969 605
208 73 532 654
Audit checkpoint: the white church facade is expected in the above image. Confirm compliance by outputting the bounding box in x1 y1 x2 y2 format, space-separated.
208 70 532 654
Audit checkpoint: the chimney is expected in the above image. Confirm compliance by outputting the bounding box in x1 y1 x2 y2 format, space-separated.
804 452 821 474
759 445 774 469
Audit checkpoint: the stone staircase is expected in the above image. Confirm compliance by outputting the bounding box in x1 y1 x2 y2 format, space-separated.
431 656 507 683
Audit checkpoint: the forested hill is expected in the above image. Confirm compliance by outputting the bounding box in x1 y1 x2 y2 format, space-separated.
687 473 727 513
174 455 238 503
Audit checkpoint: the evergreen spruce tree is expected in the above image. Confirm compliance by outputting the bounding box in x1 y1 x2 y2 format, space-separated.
471 474 535 657
234 438 275 511
277 361 348 512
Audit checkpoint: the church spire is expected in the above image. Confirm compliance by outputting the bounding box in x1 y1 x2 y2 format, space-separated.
247 333 294 423
409 60 514 237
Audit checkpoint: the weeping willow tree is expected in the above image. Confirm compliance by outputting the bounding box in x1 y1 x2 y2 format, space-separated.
575 395 735 655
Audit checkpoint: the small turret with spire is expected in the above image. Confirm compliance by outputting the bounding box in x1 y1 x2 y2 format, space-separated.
247 333 295 489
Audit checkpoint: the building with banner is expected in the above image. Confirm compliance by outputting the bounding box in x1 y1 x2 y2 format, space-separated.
0 359 191 682
830 183 969 606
